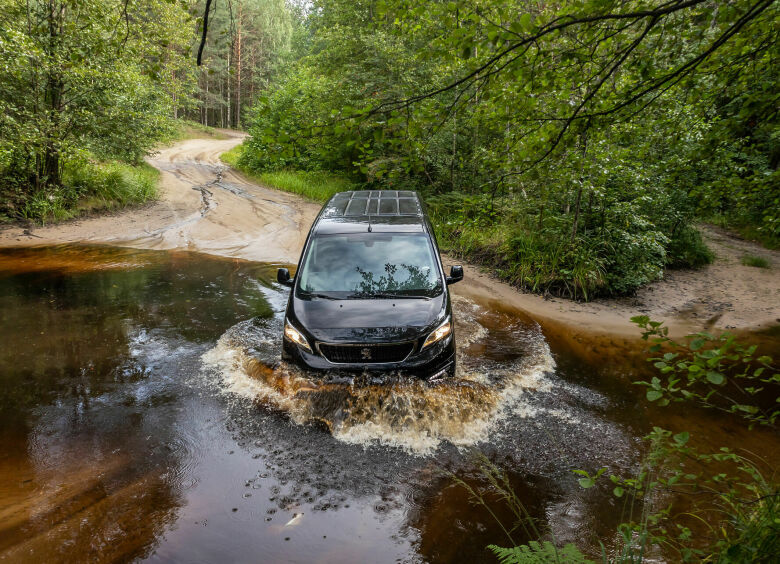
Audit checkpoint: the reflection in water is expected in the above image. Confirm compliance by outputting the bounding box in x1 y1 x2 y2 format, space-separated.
0 246 274 562
1 245 776 563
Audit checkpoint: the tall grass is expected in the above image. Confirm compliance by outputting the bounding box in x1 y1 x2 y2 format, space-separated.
19 160 159 224
741 254 770 268
221 143 356 202
258 171 355 202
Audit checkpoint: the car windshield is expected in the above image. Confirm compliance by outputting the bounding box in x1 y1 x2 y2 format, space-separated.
297 232 442 298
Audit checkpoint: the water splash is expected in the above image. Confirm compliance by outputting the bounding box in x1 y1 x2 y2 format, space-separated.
202 296 556 454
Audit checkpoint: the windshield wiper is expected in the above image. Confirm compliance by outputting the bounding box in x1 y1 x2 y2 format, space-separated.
355 292 429 299
303 292 340 300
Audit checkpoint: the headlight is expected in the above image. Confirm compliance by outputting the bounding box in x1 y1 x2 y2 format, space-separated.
422 316 452 349
284 318 312 353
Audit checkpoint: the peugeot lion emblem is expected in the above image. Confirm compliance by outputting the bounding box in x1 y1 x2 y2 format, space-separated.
360 347 372 360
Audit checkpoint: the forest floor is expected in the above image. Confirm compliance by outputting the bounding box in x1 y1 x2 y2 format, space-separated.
1 132 778 349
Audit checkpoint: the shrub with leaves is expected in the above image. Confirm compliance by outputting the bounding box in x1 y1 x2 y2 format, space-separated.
631 316 779 427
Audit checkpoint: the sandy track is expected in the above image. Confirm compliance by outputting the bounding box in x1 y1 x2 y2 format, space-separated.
1 133 778 345
0 132 321 263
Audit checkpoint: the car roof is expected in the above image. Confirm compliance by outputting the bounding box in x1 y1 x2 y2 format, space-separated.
313 191 428 234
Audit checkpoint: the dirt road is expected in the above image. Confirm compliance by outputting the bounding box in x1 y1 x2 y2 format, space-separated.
2 132 778 344
0 132 321 263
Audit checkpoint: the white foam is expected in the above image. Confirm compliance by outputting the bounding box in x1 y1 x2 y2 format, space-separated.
202 297 558 455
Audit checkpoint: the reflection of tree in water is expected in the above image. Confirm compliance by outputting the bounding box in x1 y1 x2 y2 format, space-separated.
354 263 438 294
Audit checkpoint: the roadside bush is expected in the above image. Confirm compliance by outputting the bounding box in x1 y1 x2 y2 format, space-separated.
13 158 158 224
666 225 715 268
474 321 778 562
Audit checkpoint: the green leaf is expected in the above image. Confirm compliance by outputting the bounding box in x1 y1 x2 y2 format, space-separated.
673 431 690 446
519 13 532 32
646 390 663 402
706 371 725 385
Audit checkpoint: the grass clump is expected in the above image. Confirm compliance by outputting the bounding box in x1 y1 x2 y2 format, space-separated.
221 143 357 203
159 119 230 145
219 144 243 168
14 159 159 224
259 171 354 202
741 254 770 268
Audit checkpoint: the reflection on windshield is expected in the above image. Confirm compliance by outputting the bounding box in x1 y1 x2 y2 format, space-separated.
298 233 441 297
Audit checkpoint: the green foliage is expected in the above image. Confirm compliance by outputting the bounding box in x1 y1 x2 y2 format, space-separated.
587 321 779 561
219 145 244 169
258 170 356 203
471 323 778 562
222 144 357 202
596 426 780 562
741 255 770 268
16 159 158 224
666 226 715 269
233 0 780 298
631 316 779 427
0 0 194 221
488 542 594 564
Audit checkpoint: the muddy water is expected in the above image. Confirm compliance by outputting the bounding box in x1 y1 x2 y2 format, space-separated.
1 245 776 563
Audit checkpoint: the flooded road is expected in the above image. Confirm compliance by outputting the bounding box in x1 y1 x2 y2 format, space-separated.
1 245 777 563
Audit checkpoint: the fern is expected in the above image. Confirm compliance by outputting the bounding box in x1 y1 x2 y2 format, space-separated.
488 541 595 564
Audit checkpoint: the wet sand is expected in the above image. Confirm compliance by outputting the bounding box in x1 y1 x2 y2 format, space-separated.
1 132 778 342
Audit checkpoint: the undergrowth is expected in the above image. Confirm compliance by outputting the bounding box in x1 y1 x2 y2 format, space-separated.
221 143 718 301
2 159 159 225
741 255 770 268
222 143 356 202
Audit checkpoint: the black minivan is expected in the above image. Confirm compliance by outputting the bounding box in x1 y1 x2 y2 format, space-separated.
277 190 463 380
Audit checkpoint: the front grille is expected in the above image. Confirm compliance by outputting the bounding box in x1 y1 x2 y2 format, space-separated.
318 342 414 364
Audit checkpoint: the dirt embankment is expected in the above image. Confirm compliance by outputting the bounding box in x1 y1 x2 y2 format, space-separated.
2 133 778 349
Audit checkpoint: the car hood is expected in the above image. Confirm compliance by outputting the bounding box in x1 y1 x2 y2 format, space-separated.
292 294 446 342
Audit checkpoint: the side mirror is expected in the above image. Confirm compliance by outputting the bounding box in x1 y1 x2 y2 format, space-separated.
446 265 464 285
277 268 294 287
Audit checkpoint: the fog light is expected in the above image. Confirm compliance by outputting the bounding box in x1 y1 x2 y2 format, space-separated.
428 368 448 382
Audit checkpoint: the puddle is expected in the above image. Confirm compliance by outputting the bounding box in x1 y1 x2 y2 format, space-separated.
0 245 776 563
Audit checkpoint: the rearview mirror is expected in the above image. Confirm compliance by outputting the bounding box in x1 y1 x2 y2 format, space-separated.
277 268 294 287
446 265 464 285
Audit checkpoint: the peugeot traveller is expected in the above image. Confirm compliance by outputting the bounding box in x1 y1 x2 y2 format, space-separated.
277 190 463 380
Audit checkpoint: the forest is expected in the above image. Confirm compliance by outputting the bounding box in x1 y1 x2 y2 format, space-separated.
2 0 776 299
230 0 778 299
0 1 778 562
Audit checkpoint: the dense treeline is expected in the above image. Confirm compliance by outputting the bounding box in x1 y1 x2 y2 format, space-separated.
187 0 296 129
236 0 779 298
0 0 193 220
1 0 777 296
0 0 293 222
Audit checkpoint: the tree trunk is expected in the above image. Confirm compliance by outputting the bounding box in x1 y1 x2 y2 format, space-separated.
571 133 588 242
571 185 583 242
235 3 242 130
42 0 65 189
226 42 232 129
450 109 457 190
202 74 208 125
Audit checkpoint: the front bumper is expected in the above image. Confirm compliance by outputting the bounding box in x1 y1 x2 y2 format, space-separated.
282 335 456 379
